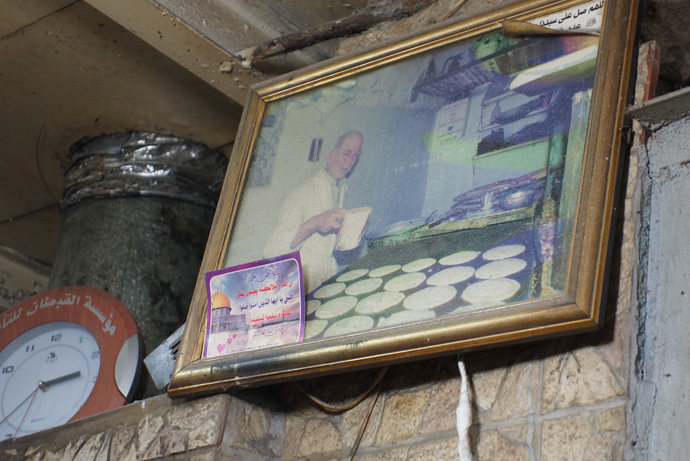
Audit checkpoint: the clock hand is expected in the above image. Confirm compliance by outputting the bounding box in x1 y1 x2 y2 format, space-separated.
13 387 39 437
0 386 39 427
0 371 83 436
38 371 82 392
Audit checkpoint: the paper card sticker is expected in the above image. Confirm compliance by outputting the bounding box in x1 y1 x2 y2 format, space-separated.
529 0 605 35
202 252 305 358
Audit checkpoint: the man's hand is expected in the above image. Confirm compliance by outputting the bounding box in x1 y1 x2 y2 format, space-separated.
290 208 346 249
312 208 346 234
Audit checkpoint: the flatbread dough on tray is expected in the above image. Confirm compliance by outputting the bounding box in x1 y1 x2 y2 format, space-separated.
312 282 346 299
475 258 527 279
482 244 526 261
439 251 480 266
369 264 402 278
461 278 521 304
324 315 374 337
402 258 436 273
384 272 427 292
345 277 383 296
378 309 436 328
427 266 475 286
355 291 405 315
403 285 457 310
315 296 358 319
306 300 321 316
304 319 328 339
336 268 369 282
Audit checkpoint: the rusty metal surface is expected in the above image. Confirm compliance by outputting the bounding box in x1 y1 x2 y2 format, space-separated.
62 132 228 210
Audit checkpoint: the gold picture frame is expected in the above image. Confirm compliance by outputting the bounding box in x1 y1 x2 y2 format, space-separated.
169 0 639 397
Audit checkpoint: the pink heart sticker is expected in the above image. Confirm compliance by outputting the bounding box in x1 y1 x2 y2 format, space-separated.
217 343 225 354
227 337 234 345
233 334 238 339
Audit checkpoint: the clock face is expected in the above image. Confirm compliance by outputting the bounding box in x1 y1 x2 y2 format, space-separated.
0 322 101 438
0 287 140 439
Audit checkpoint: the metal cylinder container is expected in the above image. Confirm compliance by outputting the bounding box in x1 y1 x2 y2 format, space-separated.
49 132 227 360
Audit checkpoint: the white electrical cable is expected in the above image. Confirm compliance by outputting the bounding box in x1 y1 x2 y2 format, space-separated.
457 356 473 461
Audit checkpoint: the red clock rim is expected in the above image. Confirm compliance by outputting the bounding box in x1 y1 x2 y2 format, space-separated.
0 287 139 425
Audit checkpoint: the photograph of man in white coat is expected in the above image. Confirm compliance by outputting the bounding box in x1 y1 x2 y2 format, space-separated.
264 131 363 293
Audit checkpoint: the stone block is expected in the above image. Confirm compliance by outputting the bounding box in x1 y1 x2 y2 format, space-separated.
137 415 164 454
476 428 529 461
342 393 382 449
540 414 592 461
491 362 537 421
582 434 623 461
282 415 307 461
375 390 430 445
188 417 222 450
245 405 270 441
599 406 626 432
94 435 110 461
542 348 625 413
472 367 505 415
297 419 342 457
406 437 459 461
168 394 229 431
110 426 136 460
72 433 104 461
158 428 188 456
419 376 461 435
116 443 137 461
597 311 630 374
384 360 441 393
353 446 408 461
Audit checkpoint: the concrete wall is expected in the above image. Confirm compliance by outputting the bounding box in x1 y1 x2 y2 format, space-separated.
628 115 690 460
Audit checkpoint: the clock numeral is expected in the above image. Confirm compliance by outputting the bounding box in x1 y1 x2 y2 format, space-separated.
26 345 34 352
92 351 100 359
51 334 62 342
2 366 14 374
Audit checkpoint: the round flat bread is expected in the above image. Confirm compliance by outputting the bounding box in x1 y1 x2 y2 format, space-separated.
482 244 526 261
324 315 374 337
384 272 427 292
306 300 320 316
403 285 457 310
369 264 402 278
345 278 383 296
427 266 475 286
402 258 436 273
378 309 436 328
337 269 369 282
315 296 358 319
304 319 328 339
461 278 521 304
475 258 527 279
439 251 480 266
312 282 346 299
355 291 405 315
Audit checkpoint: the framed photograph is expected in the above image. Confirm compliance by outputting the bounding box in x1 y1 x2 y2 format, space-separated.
169 0 639 397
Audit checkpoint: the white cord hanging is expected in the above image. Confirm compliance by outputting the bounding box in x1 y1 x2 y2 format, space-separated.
457 356 473 461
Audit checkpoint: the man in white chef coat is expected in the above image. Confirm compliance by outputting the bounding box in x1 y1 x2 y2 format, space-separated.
264 131 363 293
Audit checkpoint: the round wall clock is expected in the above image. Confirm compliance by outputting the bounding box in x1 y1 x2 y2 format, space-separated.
0 287 140 440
